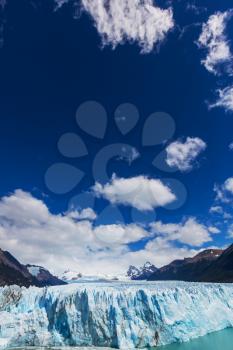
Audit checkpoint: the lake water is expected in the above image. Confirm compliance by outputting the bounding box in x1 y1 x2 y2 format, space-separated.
10 327 233 350
157 328 233 350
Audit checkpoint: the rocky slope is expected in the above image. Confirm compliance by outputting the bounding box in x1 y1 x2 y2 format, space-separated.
0 249 66 287
26 265 66 286
0 249 38 287
148 248 224 282
200 244 233 282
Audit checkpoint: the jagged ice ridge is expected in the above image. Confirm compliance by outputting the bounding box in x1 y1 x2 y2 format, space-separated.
1 282 233 348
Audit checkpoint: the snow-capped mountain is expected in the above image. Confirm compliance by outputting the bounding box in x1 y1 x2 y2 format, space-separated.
127 265 140 279
0 248 66 287
26 265 66 287
0 248 36 287
127 262 157 280
128 249 227 282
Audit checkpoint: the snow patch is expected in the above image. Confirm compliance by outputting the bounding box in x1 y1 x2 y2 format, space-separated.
27 265 41 277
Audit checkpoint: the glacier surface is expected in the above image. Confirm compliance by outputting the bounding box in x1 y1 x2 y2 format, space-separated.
0 281 233 349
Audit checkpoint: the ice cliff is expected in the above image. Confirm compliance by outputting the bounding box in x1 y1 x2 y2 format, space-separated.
1 281 233 349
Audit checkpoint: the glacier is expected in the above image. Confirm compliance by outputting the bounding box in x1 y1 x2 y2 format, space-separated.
1 281 233 349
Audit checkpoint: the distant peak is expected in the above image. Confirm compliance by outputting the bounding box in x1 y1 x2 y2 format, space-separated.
144 261 153 268
127 262 157 280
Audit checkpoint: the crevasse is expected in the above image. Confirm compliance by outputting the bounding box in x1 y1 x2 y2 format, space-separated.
0 281 233 349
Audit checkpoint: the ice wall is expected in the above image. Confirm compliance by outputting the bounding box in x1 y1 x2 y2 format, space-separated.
0 281 233 349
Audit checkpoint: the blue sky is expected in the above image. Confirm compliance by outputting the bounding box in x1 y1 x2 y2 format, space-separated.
0 0 232 274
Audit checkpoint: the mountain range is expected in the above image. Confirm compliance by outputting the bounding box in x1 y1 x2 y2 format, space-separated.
148 248 224 282
128 246 233 283
0 248 66 287
2 243 233 287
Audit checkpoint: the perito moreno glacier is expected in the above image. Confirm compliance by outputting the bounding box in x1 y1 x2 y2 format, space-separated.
1 281 233 349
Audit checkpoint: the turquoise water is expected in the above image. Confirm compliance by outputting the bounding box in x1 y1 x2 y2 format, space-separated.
9 328 233 349
158 328 233 350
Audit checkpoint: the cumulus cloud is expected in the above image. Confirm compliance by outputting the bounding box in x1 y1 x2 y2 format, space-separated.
197 11 233 74
150 217 214 247
94 224 151 245
133 219 221 267
229 141 233 150
165 137 207 172
80 0 174 53
93 175 176 211
67 208 97 220
0 190 221 275
0 189 154 275
210 85 233 112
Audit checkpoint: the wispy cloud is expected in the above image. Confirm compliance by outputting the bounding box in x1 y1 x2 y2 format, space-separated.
210 85 233 112
209 206 232 219
209 205 224 215
186 3 207 15
80 0 174 53
197 10 233 75
214 177 233 203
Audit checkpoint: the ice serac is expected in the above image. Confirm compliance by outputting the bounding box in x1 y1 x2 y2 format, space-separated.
1 282 233 349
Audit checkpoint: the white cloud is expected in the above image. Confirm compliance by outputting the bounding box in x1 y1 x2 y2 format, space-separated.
209 205 223 214
0 190 221 276
0 189 151 275
67 208 97 220
165 137 207 172
225 178 233 193
94 224 151 245
80 0 174 53
214 177 233 203
125 237 200 269
209 205 232 219
229 142 233 150
208 226 220 234
197 11 232 74
210 85 233 112
150 217 213 247
93 175 176 211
